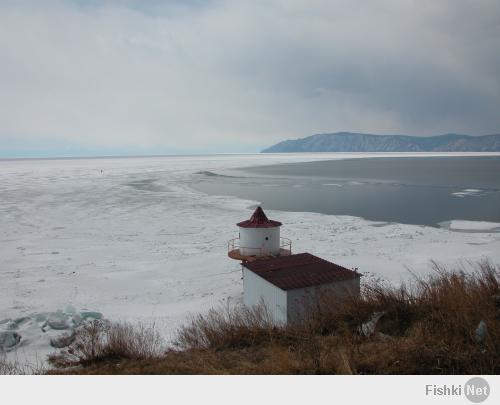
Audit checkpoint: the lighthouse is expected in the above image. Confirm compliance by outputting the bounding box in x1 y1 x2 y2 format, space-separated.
241 253 361 324
229 207 360 325
228 207 291 262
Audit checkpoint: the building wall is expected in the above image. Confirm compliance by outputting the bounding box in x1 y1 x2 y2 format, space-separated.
286 278 360 324
243 268 287 325
239 226 280 256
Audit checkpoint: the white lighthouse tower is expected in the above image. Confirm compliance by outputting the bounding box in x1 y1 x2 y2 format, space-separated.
228 207 291 262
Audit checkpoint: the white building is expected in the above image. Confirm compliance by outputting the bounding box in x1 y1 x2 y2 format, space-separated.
242 253 361 325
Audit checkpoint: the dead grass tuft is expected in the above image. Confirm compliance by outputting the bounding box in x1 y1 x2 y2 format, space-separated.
0 353 46 375
48 320 164 368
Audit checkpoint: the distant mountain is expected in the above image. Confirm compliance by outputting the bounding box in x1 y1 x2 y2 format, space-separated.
261 132 500 153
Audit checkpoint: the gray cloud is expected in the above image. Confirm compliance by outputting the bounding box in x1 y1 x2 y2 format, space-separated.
1 0 499 156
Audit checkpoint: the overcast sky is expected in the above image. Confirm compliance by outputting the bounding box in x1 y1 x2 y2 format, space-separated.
1 0 499 156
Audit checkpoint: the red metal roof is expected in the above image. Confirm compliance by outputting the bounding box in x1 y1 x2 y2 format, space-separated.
242 253 360 291
237 207 282 228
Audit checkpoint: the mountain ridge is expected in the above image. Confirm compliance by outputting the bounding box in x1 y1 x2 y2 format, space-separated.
261 132 500 153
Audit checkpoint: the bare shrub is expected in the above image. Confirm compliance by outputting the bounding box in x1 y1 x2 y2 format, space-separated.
175 302 281 350
49 320 164 368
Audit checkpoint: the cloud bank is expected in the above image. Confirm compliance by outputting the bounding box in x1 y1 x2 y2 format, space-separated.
1 0 499 156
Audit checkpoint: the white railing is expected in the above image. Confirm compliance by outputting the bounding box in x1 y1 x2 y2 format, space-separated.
227 237 292 257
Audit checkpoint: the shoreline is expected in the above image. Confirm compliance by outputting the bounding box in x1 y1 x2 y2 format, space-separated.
192 155 500 229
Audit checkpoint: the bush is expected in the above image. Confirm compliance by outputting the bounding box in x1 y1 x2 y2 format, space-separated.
175 302 281 350
48 320 164 368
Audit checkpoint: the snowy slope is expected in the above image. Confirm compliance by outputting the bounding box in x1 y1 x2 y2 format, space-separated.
1 153 499 366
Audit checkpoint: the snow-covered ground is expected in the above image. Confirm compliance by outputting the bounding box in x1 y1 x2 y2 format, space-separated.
1 153 500 366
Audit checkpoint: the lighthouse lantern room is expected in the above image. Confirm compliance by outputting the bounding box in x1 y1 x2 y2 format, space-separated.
228 207 291 262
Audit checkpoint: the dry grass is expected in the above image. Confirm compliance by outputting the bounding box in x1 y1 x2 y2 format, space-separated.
175 303 280 350
48 320 164 369
48 260 500 374
0 353 46 375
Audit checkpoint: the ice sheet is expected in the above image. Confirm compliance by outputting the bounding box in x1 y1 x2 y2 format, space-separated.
441 220 500 232
451 188 484 198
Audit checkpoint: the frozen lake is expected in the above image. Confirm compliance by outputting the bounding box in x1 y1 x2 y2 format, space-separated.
193 156 500 227
1 153 500 364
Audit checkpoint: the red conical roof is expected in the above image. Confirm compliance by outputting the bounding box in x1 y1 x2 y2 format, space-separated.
237 207 282 228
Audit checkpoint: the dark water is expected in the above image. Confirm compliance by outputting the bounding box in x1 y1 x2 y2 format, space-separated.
192 156 500 227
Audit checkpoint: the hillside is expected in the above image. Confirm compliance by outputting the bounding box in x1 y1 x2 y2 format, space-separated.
37 261 500 375
262 132 500 153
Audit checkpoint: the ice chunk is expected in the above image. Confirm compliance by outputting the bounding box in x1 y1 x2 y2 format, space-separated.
451 189 483 198
0 331 21 350
80 311 103 320
34 313 50 323
71 314 83 327
9 317 31 329
46 312 71 330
